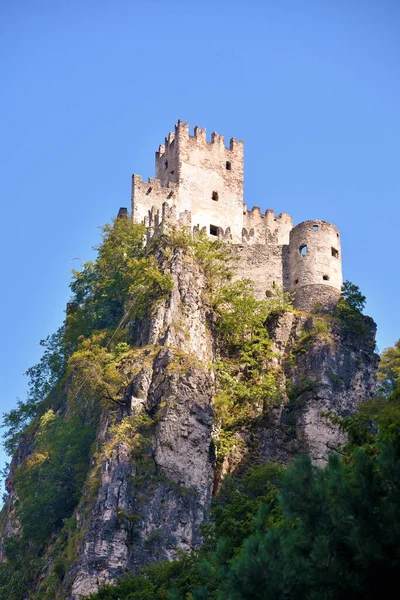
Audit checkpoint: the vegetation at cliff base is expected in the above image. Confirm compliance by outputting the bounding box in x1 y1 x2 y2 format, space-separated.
86 357 400 599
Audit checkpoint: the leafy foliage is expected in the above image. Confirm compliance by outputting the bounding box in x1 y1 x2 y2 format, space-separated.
66 218 172 348
335 280 369 338
212 280 291 459
162 226 235 290
2 327 66 454
341 280 366 312
14 409 96 547
210 462 284 553
378 338 400 395
0 537 43 600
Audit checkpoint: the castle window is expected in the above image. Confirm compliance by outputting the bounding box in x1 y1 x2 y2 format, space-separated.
299 245 307 255
226 161 231 171
164 160 168 169
170 170 175 174
323 275 330 281
212 191 219 201
313 225 319 230
210 224 218 236
331 247 339 259
295 279 299 284
146 187 152 195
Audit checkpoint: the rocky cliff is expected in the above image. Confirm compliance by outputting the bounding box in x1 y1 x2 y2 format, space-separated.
69 244 216 598
0 225 378 600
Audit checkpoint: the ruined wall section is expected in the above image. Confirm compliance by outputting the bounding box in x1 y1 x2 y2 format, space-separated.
155 129 180 185
233 210 293 299
131 175 179 225
289 220 342 312
242 208 293 245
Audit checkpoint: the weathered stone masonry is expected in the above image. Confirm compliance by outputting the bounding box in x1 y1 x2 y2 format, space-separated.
127 120 343 311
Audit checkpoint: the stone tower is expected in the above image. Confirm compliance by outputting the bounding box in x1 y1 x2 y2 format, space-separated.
289 220 342 311
132 120 244 242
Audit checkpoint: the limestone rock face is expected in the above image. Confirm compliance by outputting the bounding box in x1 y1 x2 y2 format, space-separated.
68 247 215 599
0 435 34 562
255 312 377 468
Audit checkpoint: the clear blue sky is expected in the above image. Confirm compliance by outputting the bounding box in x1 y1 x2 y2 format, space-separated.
1 0 399 494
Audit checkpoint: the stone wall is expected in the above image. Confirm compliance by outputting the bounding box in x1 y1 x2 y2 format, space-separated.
232 244 288 299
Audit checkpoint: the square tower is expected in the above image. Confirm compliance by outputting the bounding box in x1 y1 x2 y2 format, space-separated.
132 120 244 241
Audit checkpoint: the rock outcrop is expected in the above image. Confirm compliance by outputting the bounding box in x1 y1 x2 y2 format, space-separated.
0 238 379 600
68 246 215 598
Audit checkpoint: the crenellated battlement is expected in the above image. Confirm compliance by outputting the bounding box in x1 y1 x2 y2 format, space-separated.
129 120 343 311
242 207 293 245
156 120 243 162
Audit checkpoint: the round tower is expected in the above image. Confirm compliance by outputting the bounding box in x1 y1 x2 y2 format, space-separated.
289 220 342 312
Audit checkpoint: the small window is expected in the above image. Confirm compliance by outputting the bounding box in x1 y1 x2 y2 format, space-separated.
210 224 218 236
164 160 168 169
226 161 231 171
170 169 175 174
295 279 299 284
212 191 219 201
323 275 330 281
299 245 307 255
146 187 152 195
331 247 339 258
313 225 319 230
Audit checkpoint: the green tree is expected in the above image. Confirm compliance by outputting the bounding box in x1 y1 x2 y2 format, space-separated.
341 280 366 312
378 339 400 395
335 280 369 338
65 218 149 345
2 327 66 454
220 442 400 600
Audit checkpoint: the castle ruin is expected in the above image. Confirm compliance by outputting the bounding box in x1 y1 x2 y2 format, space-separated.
125 120 343 312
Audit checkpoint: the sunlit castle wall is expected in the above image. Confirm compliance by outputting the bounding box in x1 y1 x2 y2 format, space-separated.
156 121 244 242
